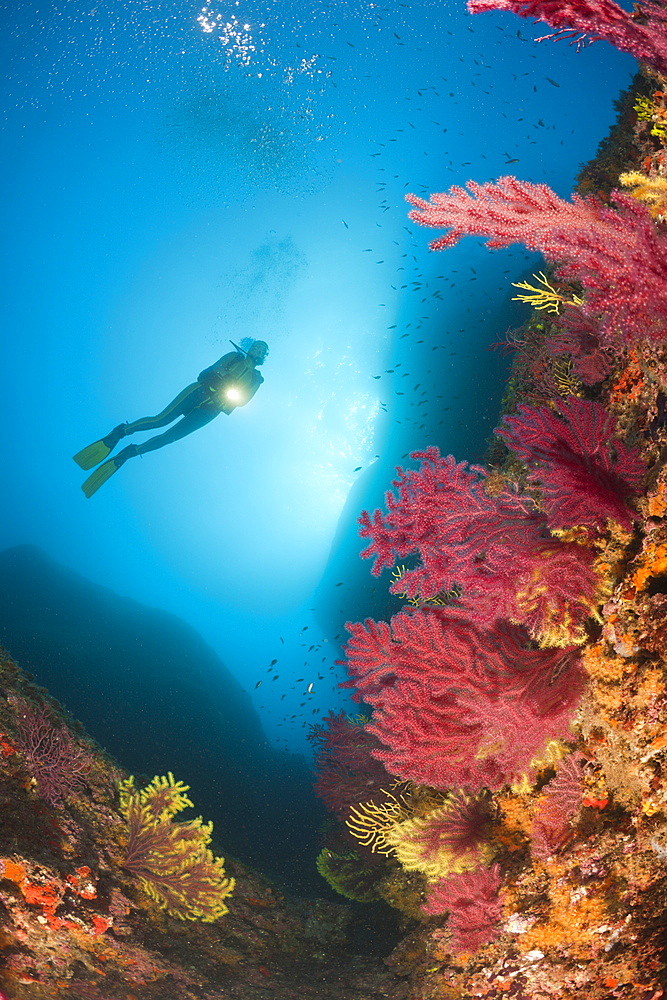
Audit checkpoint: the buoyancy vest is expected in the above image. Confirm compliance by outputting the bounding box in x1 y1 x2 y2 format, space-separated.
197 352 264 413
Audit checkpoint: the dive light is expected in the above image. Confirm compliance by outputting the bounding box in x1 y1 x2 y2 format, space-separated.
220 383 245 404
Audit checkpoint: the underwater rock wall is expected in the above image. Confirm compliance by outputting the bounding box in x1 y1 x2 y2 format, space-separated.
310 56 667 1000
0 646 409 999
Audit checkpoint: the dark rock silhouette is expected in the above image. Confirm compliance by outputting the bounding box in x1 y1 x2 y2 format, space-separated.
0 544 326 894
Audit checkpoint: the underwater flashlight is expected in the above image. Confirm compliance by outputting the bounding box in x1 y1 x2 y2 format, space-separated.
224 385 244 403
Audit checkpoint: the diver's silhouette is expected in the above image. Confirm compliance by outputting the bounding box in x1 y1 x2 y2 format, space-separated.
74 340 268 497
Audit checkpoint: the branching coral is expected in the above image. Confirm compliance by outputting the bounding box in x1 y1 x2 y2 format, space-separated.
342 609 584 791
422 864 503 954
384 793 494 880
358 447 606 645
12 698 91 808
633 94 667 142
620 170 667 217
119 772 234 922
497 397 645 535
307 711 391 819
346 792 410 855
406 176 667 345
546 309 614 386
315 848 384 902
512 271 583 315
531 752 586 859
467 0 667 76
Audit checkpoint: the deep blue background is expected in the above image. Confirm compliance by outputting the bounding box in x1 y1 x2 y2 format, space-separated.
0 0 634 755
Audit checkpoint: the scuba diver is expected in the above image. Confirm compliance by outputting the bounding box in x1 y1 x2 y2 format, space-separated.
73 339 269 497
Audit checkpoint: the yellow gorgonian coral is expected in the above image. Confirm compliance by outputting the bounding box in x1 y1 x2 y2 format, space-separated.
384 796 494 881
348 790 494 881
632 97 667 140
119 772 235 922
552 358 582 398
346 793 409 855
619 171 667 218
511 271 583 314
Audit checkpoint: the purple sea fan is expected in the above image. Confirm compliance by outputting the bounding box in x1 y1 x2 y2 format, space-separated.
307 711 391 819
531 751 586 860
342 609 584 791
423 864 503 954
432 792 494 860
497 398 645 535
13 699 91 808
547 309 614 386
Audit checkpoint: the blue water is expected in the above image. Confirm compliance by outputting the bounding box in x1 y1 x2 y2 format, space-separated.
1 1 634 756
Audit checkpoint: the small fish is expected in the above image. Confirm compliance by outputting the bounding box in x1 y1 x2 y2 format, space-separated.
270 659 278 666
307 683 314 693
255 681 262 689
546 77 560 87
354 466 362 471
342 220 349 228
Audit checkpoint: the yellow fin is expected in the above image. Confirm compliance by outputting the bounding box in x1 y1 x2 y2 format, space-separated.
73 438 112 470
81 457 119 497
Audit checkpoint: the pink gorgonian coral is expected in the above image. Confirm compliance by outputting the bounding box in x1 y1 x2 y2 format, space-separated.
358 447 604 645
423 864 503 954
342 609 584 791
406 177 667 345
497 398 645 535
531 751 586 860
468 0 667 76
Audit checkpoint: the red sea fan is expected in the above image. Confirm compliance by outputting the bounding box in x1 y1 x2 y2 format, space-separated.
531 751 586 860
342 609 584 791
307 711 391 819
497 398 645 534
468 0 667 76
546 309 614 386
423 864 503 954
405 177 667 346
407 793 493 865
358 447 604 645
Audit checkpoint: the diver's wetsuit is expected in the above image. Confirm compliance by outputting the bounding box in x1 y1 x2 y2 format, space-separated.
125 351 264 456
